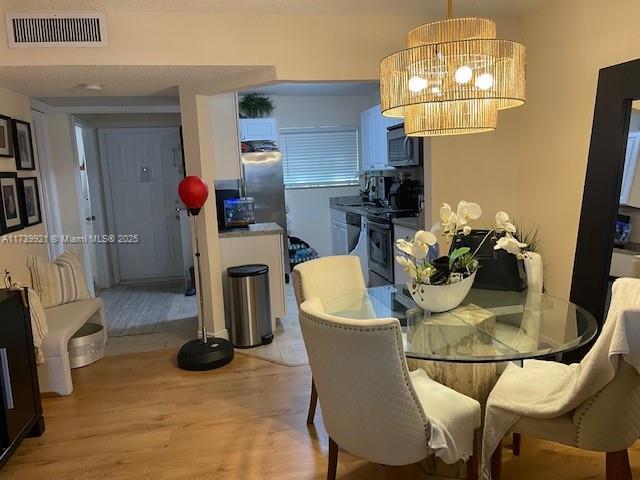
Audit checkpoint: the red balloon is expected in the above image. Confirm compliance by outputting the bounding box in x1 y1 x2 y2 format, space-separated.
178 176 209 209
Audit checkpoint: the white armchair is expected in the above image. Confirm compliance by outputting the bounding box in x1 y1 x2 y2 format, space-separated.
299 297 481 479
292 255 366 424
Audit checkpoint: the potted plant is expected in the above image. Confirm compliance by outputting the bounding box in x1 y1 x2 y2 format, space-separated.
238 93 274 118
395 201 530 312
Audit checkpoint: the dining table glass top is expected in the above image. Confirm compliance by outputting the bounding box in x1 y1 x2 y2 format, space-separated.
322 285 598 363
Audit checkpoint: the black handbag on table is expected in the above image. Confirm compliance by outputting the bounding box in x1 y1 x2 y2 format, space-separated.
450 229 527 292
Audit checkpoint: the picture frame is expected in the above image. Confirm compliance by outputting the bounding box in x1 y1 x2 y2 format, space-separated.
0 115 13 157
12 119 35 170
17 177 42 227
0 172 24 234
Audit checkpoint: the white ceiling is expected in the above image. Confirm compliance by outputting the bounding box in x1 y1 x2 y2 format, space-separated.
242 82 379 97
3 0 552 17
0 65 264 97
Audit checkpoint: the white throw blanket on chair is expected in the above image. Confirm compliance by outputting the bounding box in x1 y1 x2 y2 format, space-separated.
481 278 640 479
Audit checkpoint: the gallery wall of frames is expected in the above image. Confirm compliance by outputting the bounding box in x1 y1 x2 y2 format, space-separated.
0 115 43 235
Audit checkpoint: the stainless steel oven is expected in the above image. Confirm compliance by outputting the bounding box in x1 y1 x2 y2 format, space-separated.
367 216 394 284
387 124 423 167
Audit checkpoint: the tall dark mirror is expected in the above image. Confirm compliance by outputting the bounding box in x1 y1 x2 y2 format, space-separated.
571 60 640 360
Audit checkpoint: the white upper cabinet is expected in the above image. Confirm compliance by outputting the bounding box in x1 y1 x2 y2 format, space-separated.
360 104 402 171
620 132 640 207
239 118 278 142
209 92 242 181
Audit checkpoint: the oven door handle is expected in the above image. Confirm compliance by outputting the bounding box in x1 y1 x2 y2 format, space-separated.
367 220 392 230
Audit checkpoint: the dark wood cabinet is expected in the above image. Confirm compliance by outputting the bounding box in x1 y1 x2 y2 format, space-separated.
0 289 44 470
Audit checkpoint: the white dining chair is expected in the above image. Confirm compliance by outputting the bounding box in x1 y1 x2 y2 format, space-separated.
490 359 640 480
299 297 481 480
292 255 367 424
489 277 640 480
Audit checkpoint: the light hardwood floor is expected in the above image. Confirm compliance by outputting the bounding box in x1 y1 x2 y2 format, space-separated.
3 349 640 479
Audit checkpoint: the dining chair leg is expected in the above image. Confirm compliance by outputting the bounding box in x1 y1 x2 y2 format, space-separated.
490 439 503 480
512 433 521 456
327 437 338 480
307 378 318 424
606 449 632 480
467 429 480 480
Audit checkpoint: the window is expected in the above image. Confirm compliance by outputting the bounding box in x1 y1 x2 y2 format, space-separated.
279 127 359 188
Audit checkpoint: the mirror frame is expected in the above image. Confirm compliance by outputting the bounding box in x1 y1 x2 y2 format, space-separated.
570 59 639 359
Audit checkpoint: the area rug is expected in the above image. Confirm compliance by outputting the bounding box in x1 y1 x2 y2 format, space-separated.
236 315 309 367
98 281 198 337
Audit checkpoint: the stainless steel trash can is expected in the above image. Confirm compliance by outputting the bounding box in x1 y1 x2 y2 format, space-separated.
227 264 273 348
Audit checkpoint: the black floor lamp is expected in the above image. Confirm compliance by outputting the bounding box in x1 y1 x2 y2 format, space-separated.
176 175 234 371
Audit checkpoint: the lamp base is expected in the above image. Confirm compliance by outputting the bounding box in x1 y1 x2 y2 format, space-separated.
177 338 234 371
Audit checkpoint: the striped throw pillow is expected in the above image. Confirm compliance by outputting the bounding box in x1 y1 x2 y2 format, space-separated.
27 249 90 308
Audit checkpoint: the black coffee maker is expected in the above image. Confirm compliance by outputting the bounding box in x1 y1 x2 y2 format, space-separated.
388 179 421 211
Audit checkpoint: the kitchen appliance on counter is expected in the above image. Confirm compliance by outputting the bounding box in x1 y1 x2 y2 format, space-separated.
615 213 632 247
388 178 421 211
223 197 255 228
362 173 394 205
387 124 423 167
215 187 241 231
366 208 415 286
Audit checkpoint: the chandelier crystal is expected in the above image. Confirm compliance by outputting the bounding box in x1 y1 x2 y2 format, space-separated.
380 13 526 136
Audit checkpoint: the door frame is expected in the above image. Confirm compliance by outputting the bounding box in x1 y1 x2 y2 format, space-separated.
30 109 63 260
570 58 640 360
72 118 112 289
97 126 182 284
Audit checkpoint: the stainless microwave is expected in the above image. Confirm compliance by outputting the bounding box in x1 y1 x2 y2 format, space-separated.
387 124 423 167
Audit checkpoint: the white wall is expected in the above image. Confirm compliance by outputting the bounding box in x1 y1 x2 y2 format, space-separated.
285 186 358 257
0 86 49 284
268 95 373 255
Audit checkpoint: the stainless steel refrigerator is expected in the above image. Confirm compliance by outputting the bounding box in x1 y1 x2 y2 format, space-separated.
241 151 290 273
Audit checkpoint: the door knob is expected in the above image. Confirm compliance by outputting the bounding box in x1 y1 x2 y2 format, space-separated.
85 215 96 222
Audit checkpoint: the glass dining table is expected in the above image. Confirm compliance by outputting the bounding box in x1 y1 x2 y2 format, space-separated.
322 284 598 478
323 284 597 364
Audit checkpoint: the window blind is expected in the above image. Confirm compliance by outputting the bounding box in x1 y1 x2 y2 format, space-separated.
279 127 359 188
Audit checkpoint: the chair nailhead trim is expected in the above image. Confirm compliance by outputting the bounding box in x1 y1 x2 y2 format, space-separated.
574 390 602 446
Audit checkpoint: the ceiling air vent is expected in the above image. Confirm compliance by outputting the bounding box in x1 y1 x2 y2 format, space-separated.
5 12 107 48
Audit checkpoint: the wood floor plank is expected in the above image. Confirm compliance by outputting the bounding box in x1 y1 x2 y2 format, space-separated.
3 349 639 479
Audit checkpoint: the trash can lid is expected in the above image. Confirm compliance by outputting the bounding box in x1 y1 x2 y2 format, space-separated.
227 264 269 277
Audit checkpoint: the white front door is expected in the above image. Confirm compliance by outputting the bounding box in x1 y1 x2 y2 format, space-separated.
100 128 184 283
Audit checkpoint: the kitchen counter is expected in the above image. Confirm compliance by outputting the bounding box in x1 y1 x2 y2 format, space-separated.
614 241 640 255
218 222 283 238
392 216 425 230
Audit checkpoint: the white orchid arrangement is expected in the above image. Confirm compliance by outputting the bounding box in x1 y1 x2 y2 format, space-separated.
395 200 530 286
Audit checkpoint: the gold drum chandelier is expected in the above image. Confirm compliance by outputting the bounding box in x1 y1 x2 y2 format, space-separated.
379 2 526 136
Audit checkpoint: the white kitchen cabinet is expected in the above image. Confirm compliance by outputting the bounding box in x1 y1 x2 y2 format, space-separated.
239 118 278 142
209 92 242 180
621 132 640 207
219 231 285 330
360 104 402 171
393 224 419 285
610 249 640 278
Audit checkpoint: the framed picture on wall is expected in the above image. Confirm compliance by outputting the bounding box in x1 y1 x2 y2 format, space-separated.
0 172 24 233
12 119 35 170
0 115 13 157
17 177 42 227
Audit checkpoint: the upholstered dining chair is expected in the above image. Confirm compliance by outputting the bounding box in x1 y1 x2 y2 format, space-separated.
299 297 482 480
292 255 366 424
490 359 640 480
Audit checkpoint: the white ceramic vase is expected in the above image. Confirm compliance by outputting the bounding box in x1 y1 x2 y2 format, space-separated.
408 271 476 313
